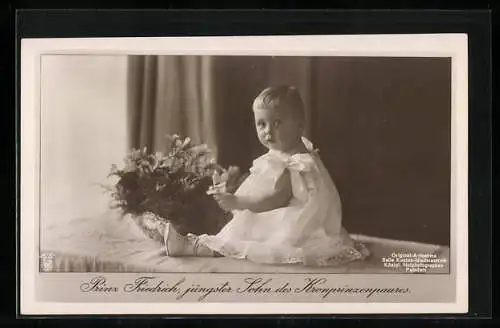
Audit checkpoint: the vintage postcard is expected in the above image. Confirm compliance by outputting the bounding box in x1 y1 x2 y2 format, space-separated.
20 34 468 315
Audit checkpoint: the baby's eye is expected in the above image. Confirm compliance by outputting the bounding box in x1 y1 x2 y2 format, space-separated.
257 121 265 128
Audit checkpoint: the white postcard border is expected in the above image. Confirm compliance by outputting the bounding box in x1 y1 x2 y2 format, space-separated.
20 34 468 315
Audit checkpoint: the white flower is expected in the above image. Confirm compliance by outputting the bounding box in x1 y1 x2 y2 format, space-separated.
174 137 191 150
143 216 158 230
181 137 191 148
212 171 221 185
190 144 209 154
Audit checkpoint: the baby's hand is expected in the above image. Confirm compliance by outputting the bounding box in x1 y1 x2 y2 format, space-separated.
206 182 226 195
212 192 241 211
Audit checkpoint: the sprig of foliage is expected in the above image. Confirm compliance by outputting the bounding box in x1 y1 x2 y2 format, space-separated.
102 135 227 235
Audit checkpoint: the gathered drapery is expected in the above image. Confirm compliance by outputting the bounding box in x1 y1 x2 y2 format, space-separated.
127 55 220 157
127 55 313 170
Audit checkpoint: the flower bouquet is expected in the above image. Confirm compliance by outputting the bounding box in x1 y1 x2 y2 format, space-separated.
102 135 238 243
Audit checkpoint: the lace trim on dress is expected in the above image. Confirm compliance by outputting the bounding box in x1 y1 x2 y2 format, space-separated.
199 236 370 267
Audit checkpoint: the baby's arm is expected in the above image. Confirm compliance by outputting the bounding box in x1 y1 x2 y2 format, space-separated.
239 169 292 212
213 169 292 213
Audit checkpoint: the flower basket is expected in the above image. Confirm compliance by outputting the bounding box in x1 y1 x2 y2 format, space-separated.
102 135 233 241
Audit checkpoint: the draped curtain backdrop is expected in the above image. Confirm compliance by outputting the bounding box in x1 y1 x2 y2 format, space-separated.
127 56 451 246
127 56 218 157
127 56 312 171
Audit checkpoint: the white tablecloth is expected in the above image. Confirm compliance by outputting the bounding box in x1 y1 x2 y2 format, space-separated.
40 211 450 274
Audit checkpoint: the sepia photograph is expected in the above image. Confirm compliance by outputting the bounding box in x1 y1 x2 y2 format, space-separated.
38 53 453 274
21 35 468 313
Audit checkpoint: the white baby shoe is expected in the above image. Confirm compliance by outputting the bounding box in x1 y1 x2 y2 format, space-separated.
164 222 214 257
164 222 192 256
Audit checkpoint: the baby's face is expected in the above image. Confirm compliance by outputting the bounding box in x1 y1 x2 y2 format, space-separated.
253 107 302 153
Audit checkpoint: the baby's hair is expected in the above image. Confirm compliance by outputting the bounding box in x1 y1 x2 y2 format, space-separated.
252 85 305 123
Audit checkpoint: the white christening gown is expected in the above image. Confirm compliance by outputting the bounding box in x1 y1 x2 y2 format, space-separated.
197 137 370 267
